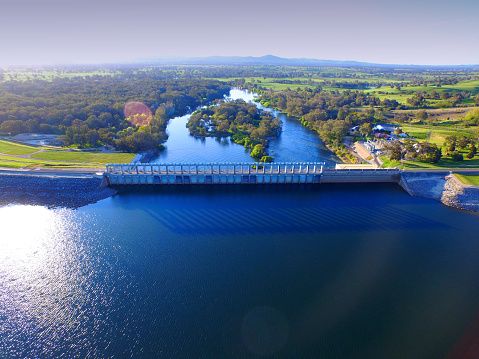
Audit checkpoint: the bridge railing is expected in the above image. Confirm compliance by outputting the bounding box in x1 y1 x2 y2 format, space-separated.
105 162 326 176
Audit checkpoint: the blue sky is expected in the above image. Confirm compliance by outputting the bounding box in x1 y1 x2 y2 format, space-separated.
0 0 477 66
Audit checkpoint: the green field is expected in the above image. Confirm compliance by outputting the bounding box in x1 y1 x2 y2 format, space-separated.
399 124 478 146
31 151 135 164
402 158 479 169
0 140 40 155
381 154 479 169
455 174 479 186
0 140 134 169
0 154 87 169
365 79 479 106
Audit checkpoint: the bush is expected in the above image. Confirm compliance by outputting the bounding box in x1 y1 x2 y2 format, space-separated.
451 152 464 161
464 109 479 125
250 144 265 160
260 155 273 163
466 151 475 159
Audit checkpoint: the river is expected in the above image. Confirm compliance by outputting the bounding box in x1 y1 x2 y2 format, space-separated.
152 89 338 166
1 90 479 358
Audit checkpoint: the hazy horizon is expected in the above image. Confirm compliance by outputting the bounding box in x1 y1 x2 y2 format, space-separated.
1 0 478 66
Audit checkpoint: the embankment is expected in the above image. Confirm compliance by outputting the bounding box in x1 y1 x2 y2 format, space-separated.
400 172 479 213
0 172 116 208
441 174 479 212
1 169 478 212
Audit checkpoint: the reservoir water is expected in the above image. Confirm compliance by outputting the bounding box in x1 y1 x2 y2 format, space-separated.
152 89 338 166
1 89 479 358
1 185 478 358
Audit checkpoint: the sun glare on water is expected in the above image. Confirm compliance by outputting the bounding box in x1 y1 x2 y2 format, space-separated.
0 205 94 344
0 205 60 263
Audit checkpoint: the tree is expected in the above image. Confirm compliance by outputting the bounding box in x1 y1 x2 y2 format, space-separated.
466 143 477 159
383 141 403 161
416 110 428 122
250 144 265 160
456 136 471 151
451 151 464 161
416 142 442 163
407 94 425 107
359 123 372 137
443 135 457 154
465 109 479 125
0 120 27 135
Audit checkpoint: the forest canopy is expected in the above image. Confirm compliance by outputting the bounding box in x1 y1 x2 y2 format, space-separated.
0 72 230 152
187 100 281 161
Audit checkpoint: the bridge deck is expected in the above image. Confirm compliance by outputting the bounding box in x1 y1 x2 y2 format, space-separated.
106 162 324 175
104 162 400 186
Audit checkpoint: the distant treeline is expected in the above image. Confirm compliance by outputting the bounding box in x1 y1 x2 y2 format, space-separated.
0 73 230 152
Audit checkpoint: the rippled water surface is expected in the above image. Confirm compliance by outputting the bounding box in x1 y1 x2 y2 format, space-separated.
152 89 338 166
1 185 478 358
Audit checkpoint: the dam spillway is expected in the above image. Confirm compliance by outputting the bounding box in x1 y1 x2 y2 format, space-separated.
104 163 401 186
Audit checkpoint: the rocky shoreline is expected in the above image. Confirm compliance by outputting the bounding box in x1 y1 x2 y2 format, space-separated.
0 173 116 208
441 174 479 212
400 172 479 213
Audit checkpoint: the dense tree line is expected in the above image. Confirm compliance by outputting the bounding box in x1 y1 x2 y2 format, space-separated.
384 140 443 163
258 88 383 152
260 88 380 119
187 100 281 161
0 74 230 151
383 134 479 164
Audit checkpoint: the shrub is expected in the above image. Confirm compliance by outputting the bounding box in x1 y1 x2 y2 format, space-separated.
250 144 265 160
451 152 464 161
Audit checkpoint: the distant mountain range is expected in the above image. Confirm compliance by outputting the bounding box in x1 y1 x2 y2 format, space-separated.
142 55 478 69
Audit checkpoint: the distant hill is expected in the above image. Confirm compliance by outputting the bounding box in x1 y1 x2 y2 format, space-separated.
142 55 478 69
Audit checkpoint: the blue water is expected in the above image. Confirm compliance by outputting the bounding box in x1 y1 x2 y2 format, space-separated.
1 88 478 358
1 184 479 358
152 89 338 166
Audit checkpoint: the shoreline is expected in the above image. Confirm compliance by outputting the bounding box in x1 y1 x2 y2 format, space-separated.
0 171 115 209
399 171 479 213
0 169 478 212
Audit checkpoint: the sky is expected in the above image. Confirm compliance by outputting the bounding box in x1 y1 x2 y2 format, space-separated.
0 0 478 66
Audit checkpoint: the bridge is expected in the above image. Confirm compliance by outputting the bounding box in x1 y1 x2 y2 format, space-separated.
104 162 401 186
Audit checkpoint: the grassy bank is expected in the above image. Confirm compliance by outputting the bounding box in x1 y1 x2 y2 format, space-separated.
454 174 479 186
0 140 134 169
0 140 40 155
398 123 478 146
380 155 479 170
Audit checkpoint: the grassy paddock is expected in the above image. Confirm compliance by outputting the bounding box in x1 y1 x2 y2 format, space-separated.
0 140 134 169
0 154 89 169
399 124 478 146
31 151 135 164
0 140 39 155
402 158 479 169
454 174 479 186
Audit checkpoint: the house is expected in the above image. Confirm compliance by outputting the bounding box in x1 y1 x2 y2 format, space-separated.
372 124 397 133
